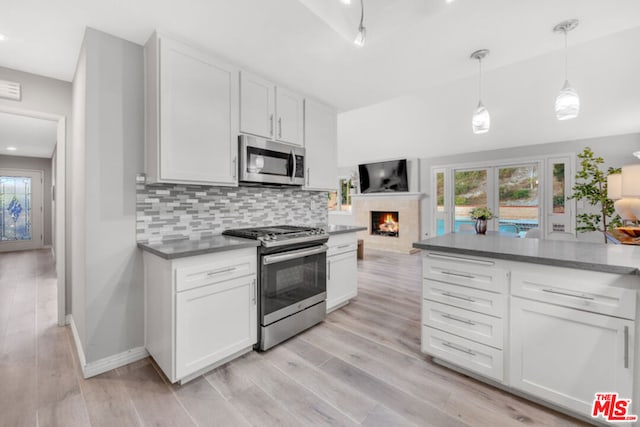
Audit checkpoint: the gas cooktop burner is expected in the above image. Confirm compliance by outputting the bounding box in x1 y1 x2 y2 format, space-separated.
223 225 328 248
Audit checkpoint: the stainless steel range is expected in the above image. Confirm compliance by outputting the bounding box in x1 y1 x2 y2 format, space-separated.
222 225 328 351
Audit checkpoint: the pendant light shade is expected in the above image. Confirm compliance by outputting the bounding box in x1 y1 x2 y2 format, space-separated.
354 0 366 47
472 101 490 134
354 25 366 47
555 80 580 120
470 49 490 134
554 20 580 121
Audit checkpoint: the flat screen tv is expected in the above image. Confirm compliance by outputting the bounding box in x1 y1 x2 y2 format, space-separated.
358 159 409 193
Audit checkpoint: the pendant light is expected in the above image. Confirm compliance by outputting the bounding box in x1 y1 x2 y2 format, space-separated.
554 19 580 120
354 0 366 47
470 49 490 134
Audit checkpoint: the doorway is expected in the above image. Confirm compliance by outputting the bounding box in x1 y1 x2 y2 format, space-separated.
0 169 44 252
0 108 66 326
449 163 541 235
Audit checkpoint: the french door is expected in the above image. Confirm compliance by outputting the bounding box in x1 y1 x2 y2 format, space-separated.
0 169 43 252
437 163 541 236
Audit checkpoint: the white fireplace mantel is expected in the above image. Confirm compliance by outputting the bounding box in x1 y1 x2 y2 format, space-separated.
351 192 426 200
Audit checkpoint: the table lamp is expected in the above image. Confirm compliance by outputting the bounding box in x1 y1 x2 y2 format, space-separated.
621 164 640 224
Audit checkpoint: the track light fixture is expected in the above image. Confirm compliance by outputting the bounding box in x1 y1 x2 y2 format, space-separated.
354 0 366 47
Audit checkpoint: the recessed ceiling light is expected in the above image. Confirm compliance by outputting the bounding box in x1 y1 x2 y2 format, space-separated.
340 0 352 4
446 0 455 3
0 33 7 42
6 146 17 151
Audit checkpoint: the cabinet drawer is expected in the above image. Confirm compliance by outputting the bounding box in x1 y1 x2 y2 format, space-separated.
422 326 504 382
175 253 256 292
511 265 636 320
423 300 503 349
423 252 509 294
423 278 506 317
328 233 357 257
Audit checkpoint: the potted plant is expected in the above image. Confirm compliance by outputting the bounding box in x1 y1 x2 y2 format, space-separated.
469 206 493 234
569 147 622 244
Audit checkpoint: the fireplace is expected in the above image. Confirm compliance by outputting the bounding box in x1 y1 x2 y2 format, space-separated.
371 211 399 237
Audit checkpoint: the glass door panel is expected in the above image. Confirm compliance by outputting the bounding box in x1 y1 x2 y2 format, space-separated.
1 176 32 241
546 156 574 239
497 165 539 237
454 169 488 232
435 171 446 236
0 170 43 252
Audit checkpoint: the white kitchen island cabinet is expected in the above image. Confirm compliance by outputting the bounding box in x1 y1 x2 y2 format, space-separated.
143 247 257 384
303 98 338 191
326 232 358 312
145 32 239 186
510 297 634 416
414 234 640 425
239 71 304 146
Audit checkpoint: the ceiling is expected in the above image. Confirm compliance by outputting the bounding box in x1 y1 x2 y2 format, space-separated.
0 113 58 158
2 0 640 113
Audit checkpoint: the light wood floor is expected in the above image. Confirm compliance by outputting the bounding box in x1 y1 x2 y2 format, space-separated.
0 248 588 427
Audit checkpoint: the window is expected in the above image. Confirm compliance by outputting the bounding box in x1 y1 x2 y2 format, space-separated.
432 155 574 239
328 177 354 212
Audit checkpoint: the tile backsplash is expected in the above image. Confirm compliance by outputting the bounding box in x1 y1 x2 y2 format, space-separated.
136 177 328 243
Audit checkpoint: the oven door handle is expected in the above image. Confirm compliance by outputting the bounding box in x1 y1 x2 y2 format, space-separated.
263 244 328 265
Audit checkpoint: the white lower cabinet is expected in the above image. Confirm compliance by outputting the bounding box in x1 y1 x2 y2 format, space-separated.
326 233 358 312
421 250 639 423
144 248 257 383
510 296 635 416
421 251 508 382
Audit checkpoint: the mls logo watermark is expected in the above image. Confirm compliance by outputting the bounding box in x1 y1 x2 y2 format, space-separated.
592 393 638 422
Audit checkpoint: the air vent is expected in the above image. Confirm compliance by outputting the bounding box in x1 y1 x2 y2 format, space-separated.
0 79 21 101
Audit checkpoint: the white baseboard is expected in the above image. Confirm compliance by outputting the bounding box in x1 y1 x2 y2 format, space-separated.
66 314 148 379
67 314 87 369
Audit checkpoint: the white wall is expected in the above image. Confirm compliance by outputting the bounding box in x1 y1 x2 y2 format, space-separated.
337 27 640 167
0 66 72 312
71 39 87 353
419 133 640 242
0 155 53 245
71 28 144 364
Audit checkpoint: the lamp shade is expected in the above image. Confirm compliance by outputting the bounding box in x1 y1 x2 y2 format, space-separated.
622 164 640 197
607 173 622 200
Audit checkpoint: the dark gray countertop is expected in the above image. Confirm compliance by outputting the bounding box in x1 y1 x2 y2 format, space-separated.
138 235 260 260
413 233 640 275
324 225 367 235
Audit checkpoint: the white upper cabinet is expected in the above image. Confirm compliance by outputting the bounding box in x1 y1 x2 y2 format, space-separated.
145 33 239 186
304 99 338 191
239 71 303 146
239 71 276 139
275 87 304 145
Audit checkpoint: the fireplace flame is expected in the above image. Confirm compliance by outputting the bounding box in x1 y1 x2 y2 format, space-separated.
379 213 399 233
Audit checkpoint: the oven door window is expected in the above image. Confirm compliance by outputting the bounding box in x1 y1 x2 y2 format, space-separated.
261 251 326 325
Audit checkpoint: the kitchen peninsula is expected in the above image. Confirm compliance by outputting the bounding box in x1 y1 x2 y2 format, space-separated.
413 233 640 425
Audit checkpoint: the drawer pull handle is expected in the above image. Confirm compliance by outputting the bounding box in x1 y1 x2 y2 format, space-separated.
442 341 476 356
337 244 352 250
541 288 595 300
624 326 629 369
442 291 476 303
441 270 475 279
442 313 476 326
427 253 494 266
207 267 236 276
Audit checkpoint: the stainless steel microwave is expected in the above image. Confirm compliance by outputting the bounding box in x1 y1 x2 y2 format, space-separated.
239 135 305 186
